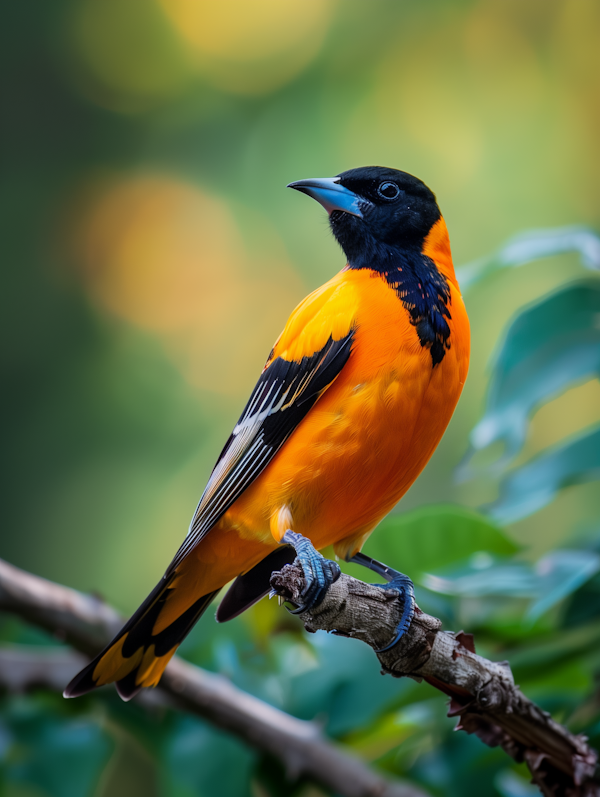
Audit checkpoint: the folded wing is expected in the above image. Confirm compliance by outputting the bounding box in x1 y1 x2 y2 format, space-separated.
168 330 355 572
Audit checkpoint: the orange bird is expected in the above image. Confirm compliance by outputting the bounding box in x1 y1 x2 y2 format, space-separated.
65 167 470 700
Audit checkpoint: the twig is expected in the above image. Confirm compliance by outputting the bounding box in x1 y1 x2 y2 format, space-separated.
270 563 600 797
0 558 428 797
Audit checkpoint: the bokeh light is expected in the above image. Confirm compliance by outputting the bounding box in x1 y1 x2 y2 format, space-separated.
159 0 338 94
69 174 303 395
67 0 192 112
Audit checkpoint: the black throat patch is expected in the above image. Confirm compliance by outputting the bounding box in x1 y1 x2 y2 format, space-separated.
352 248 452 366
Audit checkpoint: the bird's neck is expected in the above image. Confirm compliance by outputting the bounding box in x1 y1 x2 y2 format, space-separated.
345 218 456 367
345 216 457 282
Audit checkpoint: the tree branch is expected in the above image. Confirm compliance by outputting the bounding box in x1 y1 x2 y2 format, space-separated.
270 563 600 797
2 554 598 797
0 558 427 797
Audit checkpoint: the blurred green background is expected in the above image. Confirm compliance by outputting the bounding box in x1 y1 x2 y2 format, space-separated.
2 1 600 796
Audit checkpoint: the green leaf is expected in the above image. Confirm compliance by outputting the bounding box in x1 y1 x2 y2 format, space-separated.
1 700 112 797
488 425 600 523
424 549 600 622
496 769 541 797
359 505 518 580
344 700 440 762
163 717 254 797
284 634 413 735
563 570 600 627
507 621 600 675
460 282 600 475
527 550 600 621
424 560 536 598
457 225 600 290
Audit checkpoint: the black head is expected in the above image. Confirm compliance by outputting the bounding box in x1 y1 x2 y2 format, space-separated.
288 166 441 269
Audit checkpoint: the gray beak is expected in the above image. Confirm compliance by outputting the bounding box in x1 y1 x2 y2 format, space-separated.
287 177 369 218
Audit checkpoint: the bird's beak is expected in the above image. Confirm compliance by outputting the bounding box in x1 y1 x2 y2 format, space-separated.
287 177 368 218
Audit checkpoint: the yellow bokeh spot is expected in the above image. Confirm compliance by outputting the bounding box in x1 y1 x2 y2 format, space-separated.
70 174 303 396
67 0 191 113
161 0 332 61
159 0 338 95
73 176 245 333
462 1 544 116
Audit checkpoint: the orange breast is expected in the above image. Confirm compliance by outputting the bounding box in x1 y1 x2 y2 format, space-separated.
223 265 470 560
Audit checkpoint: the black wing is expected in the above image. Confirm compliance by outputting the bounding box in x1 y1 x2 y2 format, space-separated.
168 330 354 571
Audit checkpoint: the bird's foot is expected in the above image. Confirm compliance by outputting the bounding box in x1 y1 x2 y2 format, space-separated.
271 531 341 614
349 551 415 652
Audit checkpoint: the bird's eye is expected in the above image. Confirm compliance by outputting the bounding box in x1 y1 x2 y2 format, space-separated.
377 181 400 200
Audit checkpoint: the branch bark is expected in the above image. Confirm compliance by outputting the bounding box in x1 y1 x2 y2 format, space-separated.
1 555 598 797
0 558 427 797
270 563 600 797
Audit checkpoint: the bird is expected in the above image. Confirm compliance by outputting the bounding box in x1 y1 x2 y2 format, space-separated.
64 166 470 701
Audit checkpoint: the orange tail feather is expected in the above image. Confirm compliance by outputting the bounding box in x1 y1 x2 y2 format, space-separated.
64 575 219 701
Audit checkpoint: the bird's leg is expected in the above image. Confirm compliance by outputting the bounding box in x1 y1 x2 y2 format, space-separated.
274 531 341 614
348 551 415 652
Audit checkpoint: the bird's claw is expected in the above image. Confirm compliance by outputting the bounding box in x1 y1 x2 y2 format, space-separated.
373 574 415 652
278 530 341 614
348 551 415 652
273 534 413 649
268 588 285 606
